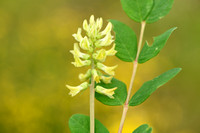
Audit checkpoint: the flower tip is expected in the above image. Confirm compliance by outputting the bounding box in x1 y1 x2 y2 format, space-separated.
90 15 95 24
106 87 117 99
69 50 74 54
83 19 88 31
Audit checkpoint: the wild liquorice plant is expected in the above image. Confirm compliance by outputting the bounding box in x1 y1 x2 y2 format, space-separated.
67 0 181 133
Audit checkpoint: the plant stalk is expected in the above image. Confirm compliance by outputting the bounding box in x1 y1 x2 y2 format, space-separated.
90 60 95 133
118 21 146 133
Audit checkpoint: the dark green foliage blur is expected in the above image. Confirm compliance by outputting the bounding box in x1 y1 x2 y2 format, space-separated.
0 0 199 133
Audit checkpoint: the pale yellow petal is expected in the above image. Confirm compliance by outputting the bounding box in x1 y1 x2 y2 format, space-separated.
101 75 113 84
66 82 89 96
97 63 118 76
80 37 93 52
92 69 101 83
101 22 112 35
106 43 117 56
72 28 83 42
79 69 92 81
70 43 90 59
72 56 91 67
93 49 107 62
95 85 117 99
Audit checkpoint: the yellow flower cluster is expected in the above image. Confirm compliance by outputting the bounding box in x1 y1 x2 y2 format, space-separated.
66 15 117 98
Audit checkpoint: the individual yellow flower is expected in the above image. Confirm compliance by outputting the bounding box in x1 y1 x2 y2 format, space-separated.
80 36 93 52
83 19 89 32
70 43 90 59
101 22 112 35
95 85 117 99
95 18 103 32
101 75 113 84
97 62 118 76
66 82 89 96
95 32 114 47
92 69 101 83
106 43 117 56
79 69 92 81
93 49 107 62
71 55 91 67
72 28 83 42
89 15 95 25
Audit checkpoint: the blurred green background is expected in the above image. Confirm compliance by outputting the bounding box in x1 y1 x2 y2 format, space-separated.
0 0 199 133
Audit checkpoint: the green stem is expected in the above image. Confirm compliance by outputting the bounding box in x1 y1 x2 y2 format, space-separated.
90 59 95 133
118 21 146 133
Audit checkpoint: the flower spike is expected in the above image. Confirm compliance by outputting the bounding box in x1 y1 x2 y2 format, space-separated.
68 15 117 98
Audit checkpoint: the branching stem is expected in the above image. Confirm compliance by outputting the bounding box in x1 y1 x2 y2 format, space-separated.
118 21 146 133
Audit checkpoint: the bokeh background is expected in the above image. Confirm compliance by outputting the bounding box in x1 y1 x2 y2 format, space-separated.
0 0 199 133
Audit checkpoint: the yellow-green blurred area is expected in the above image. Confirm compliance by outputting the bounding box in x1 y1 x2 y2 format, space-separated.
0 0 199 133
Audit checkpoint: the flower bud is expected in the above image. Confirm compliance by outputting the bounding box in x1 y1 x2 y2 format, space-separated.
66 82 89 96
83 19 89 32
95 85 117 99
89 15 95 25
96 18 103 31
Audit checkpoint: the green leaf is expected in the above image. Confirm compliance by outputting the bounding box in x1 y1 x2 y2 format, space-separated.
69 114 109 133
132 124 152 133
109 19 137 62
120 0 154 22
129 68 181 106
120 0 174 23
95 78 127 106
146 0 174 23
138 27 176 64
